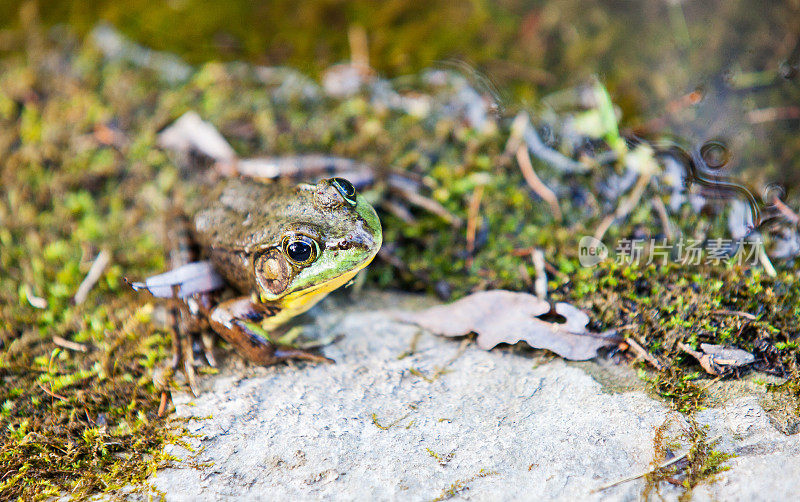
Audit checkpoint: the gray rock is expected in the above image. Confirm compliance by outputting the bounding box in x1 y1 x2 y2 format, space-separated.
150 292 799 501
694 396 800 501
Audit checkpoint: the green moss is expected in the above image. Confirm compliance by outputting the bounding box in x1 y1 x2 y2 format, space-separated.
0 29 183 500
371 411 413 431
431 468 497 502
642 417 733 500
425 447 454 466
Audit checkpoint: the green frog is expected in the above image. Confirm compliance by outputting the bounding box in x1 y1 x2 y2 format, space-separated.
135 175 382 367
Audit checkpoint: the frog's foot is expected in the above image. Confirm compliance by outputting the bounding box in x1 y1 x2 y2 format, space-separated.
273 346 334 363
200 332 217 367
207 296 334 365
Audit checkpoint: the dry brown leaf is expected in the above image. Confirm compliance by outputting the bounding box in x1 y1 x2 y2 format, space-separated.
158 111 237 163
678 342 755 376
130 261 225 298
396 290 618 361
699 343 755 366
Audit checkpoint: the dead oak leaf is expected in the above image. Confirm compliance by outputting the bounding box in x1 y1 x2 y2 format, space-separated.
396 290 618 361
130 260 225 298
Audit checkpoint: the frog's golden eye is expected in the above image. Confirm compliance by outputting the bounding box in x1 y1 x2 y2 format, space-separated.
330 177 357 205
281 234 319 266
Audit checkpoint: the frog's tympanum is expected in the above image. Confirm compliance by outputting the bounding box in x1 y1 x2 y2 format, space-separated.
159 176 381 366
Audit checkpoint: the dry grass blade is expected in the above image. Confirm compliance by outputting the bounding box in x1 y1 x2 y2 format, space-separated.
52 336 88 353
74 249 111 305
37 382 67 401
757 244 777 277
392 186 463 226
513 112 588 173
709 310 757 321
625 336 664 370
465 184 485 259
592 435 722 493
515 144 563 222
651 196 674 241
531 248 547 301
594 173 651 241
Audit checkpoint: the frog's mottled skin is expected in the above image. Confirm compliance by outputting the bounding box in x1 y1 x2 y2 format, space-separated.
188 176 381 365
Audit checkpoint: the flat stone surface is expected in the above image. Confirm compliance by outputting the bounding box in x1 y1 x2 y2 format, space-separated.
150 291 800 501
693 396 800 501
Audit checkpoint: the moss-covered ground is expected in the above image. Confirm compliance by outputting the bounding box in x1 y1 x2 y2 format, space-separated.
1 21 799 500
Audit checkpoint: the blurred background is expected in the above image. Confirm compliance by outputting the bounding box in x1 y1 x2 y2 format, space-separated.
1 0 799 192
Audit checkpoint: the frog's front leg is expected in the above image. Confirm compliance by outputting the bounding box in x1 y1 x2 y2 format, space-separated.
206 296 333 365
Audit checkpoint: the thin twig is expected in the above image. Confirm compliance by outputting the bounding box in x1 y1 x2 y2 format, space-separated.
37 382 67 401
25 285 48 309
699 376 722 392
531 248 547 301
372 411 413 430
411 339 470 383
594 173 651 241
709 310 757 321
466 184 485 258
52 336 87 353
511 247 567 279
73 249 111 305
625 337 664 371
380 199 417 224
377 248 432 285
515 112 588 173
651 196 674 241
677 341 721 376
592 435 722 492
390 184 463 226
677 341 702 359
516 144 563 222
593 452 689 492
757 244 777 277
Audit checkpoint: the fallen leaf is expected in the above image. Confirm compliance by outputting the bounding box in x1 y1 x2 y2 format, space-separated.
158 111 237 163
678 342 755 376
396 290 618 361
699 343 755 366
130 261 225 298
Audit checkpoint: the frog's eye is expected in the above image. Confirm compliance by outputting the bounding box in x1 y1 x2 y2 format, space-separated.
330 177 357 205
281 234 319 266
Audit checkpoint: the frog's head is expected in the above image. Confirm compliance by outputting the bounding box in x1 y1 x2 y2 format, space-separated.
254 177 382 304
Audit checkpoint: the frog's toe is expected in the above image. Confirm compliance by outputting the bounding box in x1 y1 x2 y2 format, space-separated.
181 333 200 396
201 332 217 367
274 346 334 364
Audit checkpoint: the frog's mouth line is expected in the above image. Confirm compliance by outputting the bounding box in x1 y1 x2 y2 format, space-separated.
255 265 365 330
266 259 371 313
